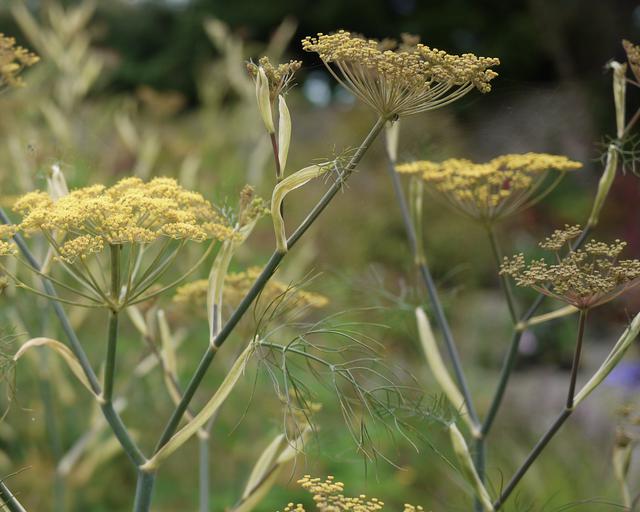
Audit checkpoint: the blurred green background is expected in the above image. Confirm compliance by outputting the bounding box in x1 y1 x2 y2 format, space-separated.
1 0 640 511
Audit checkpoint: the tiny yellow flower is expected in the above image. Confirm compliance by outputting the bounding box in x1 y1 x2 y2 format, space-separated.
303 30 499 118
0 33 39 89
397 153 582 222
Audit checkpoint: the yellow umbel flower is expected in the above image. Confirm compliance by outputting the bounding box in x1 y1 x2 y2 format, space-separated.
396 153 582 222
15 177 234 261
302 30 499 118
174 267 328 311
278 475 425 512
0 33 39 89
501 226 640 310
6 177 234 308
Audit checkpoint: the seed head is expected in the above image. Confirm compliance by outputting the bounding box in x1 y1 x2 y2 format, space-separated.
302 30 499 118
501 226 640 310
396 153 582 222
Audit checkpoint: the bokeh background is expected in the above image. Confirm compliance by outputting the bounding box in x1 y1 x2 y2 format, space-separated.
1 0 640 510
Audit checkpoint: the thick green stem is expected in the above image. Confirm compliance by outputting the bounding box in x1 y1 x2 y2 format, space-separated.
104 310 119 404
0 481 26 512
385 150 480 427
472 438 486 512
104 245 121 404
566 310 587 409
132 470 156 512
153 116 387 453
492 408 571 510
486 224 518 323
493 312 587 510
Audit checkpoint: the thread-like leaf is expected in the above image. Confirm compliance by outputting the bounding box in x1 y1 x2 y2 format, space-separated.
142 342 254 470
14 337 98 400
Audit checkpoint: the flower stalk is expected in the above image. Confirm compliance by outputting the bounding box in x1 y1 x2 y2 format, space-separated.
153 116 387 456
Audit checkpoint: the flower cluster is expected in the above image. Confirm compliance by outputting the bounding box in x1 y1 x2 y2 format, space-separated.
501 226 640 309
279 476 424 512
247 56 302 101
396 153 582 222
623 40 640 83
174 267 328 310
302 30 499 117
0 33 39 89
13 177 235 263
0 226 16 257
237 184 270 228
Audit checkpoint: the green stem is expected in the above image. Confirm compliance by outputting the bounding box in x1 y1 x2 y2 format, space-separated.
0 481 26 512
473 439 486 512
385 150 480 427
493 311 587 510
154 116 387 453
104 309 119 403
492 409 571 510
486 224 518 323
104 245 121 404
132 470 156 512
566 310 587 409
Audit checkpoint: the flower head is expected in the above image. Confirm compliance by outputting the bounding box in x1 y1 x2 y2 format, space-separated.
174 267 328 313
280 475 424 512
501 226 640 309
302 30 499 118
246 56 302 102
15 177 234 261
623 40 640 83
8 177 234 308
0 33 39 90
397 153 582 222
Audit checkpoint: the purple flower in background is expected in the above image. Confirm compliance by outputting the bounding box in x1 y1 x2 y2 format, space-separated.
607 361 640 391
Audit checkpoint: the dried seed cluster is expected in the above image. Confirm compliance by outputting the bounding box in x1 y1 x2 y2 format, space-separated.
302 30 499 117
501 225 640 309
247 56 302 101
396 153 582 221
174 266 328 310
279 475 424 512
10 177 235 263
0 33 39 89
